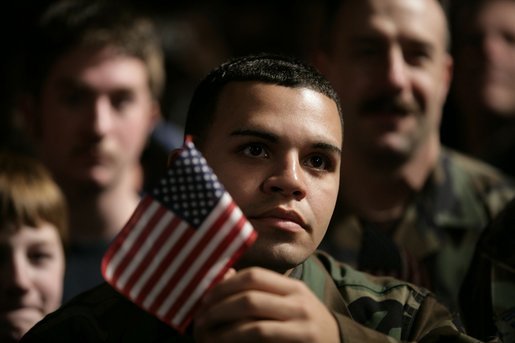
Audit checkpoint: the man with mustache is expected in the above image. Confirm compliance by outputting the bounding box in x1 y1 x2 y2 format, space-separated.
22 54 476 342
18 1 164 301
313 0 515 311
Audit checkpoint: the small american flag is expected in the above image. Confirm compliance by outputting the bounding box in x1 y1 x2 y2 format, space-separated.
101 137 257 333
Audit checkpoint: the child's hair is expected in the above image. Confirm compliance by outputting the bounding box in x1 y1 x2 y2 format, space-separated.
0 151 68 246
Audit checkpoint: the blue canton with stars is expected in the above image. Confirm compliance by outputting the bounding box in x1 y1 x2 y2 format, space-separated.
152 142 225 227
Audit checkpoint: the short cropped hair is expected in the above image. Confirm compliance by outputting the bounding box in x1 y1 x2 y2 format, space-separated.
24 0 165 100
0 152 68 246
184 54 343 149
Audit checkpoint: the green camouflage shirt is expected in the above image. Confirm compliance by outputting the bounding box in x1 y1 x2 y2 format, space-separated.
320 148 515 310
21 251 479 342
460 198 515 342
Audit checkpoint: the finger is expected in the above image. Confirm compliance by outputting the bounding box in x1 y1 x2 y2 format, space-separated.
202 267 303 307
222 268 236 281
197 289 304 330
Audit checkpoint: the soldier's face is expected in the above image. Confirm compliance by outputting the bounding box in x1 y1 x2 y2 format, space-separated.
201 82 342 273
316 0 452 163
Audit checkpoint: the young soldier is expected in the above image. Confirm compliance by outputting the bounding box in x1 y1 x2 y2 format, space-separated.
22 55 475 342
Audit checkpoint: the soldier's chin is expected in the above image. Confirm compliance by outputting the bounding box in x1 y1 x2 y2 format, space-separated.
234 242 306 274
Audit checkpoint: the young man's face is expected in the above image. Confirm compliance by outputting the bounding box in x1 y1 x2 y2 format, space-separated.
34 46 158 191
316 0 451 164
0 223 65 342
201 82 342 273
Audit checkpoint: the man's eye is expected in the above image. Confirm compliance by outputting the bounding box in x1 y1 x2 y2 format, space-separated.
241 144 269 158
111 92 134 112
305 155 331 170
28 250 53 266
405 49 431 66
502 31 515 46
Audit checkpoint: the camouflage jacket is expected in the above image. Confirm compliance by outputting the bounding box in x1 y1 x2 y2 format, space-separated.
460 198 515 342
21 251 479 342
320 148 515 310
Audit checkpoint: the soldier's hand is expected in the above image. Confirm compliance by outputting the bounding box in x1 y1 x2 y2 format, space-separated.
193 267 340 343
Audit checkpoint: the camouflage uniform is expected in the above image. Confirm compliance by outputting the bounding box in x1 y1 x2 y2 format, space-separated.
21 251 479 342
460 198 515 342
320 148 515 310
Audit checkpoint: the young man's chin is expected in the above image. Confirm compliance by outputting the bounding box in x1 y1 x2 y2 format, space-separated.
235 241 309 273
70 167 119 191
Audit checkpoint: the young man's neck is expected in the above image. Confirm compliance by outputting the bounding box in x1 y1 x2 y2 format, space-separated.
340 136 440 224
63 169 141 243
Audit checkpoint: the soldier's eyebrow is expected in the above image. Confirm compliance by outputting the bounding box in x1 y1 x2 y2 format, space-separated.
230 129 278 143
312 142 341 155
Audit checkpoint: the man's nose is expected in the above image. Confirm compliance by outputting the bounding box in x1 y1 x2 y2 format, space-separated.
262 154 307 201
90 96 114 135
384 48 409 92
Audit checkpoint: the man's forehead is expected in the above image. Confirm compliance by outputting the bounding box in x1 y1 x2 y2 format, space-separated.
210 82 341 140
333 0 448 50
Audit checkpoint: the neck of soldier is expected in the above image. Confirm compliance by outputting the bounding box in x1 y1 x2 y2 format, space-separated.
340 134 440 226
63 165 141 243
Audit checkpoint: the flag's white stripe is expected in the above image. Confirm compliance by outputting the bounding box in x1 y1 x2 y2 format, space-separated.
142 193 232 309
104 201 160 280
156 202 241 316
129 219 189 299
116 210 174 289
172 221 255 325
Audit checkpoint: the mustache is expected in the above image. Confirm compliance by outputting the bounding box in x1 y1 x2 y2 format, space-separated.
359 95 420 115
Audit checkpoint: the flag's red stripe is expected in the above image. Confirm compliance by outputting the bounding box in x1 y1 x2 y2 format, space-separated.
111 203 168 284
102 196 154 270
122 215 182 294
162 215 248 324
170 259 230 334
133 224 196 305
171 221 256 331
173 228 257 332
146 201 236 313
